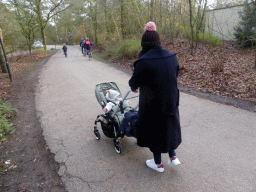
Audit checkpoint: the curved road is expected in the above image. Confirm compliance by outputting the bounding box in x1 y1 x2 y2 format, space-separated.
35 45 256 192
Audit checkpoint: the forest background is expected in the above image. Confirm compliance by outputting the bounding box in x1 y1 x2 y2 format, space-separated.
0 0 256 103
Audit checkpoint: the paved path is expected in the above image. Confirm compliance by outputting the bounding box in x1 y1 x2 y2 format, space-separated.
35 45 256 192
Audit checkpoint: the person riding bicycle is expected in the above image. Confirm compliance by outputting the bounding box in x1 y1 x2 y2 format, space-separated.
80 38 85 53
62 44 67 56
84 38 92 55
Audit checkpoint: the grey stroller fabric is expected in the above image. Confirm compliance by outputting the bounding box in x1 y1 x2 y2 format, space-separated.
95 82 133 125
95 82 121 109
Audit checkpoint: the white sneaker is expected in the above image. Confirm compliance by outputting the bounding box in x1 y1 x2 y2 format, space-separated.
168 156 181 166
146 159 164 172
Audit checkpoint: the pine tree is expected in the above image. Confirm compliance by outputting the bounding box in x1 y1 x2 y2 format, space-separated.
234 0 256 47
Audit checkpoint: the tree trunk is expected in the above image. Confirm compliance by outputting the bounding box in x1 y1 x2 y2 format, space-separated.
0 31 7 73
41 27 47 51
195 0 207 50
36 1 47 52
111 11 120 37
0 47 7 73
159 0 162 30
164 0 169 34
120 0 125 39
150 0 154 21
254 49 256 68
188 0 194 55
93 3 98 44
104 0 108 40
132 0 143 28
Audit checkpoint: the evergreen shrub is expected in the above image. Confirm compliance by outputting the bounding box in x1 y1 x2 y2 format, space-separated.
0 100 17 141
234 1 256 47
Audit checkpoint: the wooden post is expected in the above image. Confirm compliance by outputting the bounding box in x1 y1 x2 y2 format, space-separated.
0 28 7 73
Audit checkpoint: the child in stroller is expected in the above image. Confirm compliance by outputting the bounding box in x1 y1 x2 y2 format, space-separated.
103 89 131 113
93 82 138 153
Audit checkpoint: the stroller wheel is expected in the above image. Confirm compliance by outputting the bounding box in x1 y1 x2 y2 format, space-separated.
114 143 121 154
94 131 100 140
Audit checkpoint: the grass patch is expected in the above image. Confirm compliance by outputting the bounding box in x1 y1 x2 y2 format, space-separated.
103 38 141 60
0 99 18 142
8 51 52 77
175 23 222 46
198 32 222 46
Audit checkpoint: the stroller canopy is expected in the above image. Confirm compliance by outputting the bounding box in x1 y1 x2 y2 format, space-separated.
95 82 122 108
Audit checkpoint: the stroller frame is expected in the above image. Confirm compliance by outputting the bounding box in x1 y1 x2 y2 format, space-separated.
93 82 138 153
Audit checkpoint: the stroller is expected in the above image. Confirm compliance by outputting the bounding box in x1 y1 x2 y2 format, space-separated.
93 82 138 153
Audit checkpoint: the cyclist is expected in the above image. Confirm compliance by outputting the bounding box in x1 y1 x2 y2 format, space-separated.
62 44 67 57
80 38 85 53
84 38 92 55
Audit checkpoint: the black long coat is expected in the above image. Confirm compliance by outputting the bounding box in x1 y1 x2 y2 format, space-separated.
129 45 181 153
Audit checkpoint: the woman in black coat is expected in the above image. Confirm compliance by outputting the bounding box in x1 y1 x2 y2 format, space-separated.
129 22 182 173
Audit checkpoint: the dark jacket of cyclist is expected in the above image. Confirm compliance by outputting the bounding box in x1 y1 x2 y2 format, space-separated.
80 38 85 47
62 45 67 52
84 39 92 50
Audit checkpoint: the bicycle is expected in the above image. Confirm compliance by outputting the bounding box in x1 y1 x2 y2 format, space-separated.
83 49 92 60
87 50 92 60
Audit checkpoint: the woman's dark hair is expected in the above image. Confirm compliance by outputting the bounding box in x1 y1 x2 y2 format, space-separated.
139 46 153 58
131 45 154 72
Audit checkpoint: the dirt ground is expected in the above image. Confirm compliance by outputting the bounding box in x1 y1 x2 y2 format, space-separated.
0 53 66 192
0 39 255 191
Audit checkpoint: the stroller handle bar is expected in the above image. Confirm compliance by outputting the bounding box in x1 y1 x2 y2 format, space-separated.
123 89 139 110
123 88 132 101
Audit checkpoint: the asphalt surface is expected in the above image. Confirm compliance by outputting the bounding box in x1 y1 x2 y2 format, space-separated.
35 45 256 192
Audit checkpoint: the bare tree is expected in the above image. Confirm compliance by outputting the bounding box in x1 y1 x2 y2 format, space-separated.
187 0 207 54
11 0 39 54
195 0 208 49
120 0 125 39
92 1 99 44
26 0 73 51
188 0 194 53
150 0 154 21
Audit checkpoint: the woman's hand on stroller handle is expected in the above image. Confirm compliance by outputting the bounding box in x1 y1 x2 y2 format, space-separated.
132 89 139 93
